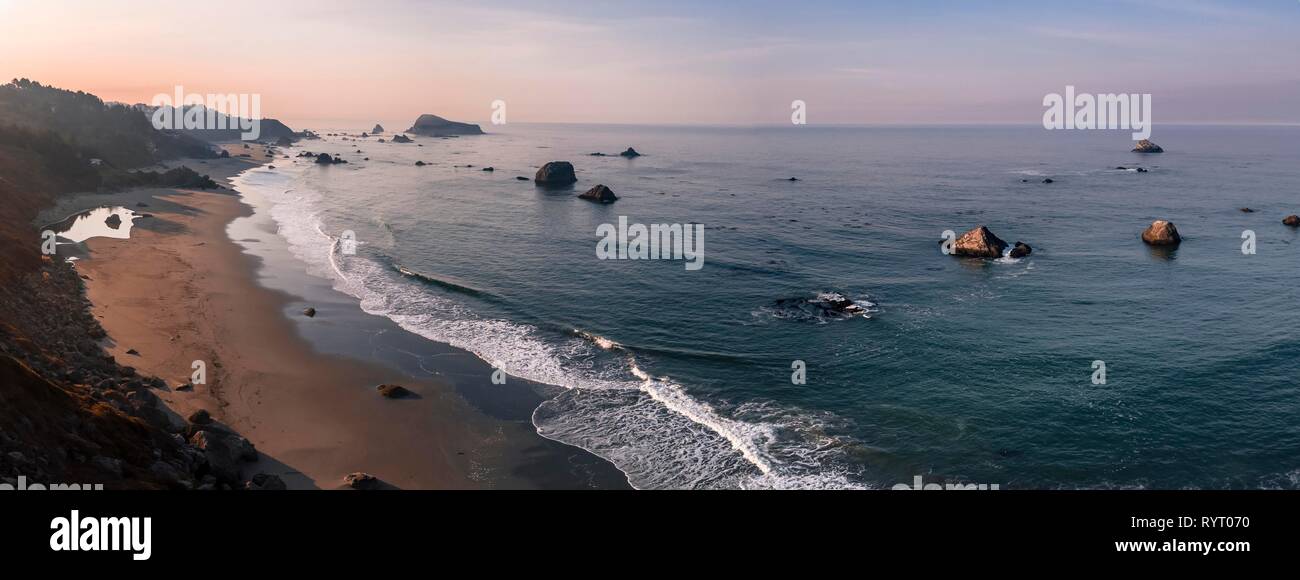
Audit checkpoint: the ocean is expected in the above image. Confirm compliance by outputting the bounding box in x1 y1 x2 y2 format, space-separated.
230 123 1300 489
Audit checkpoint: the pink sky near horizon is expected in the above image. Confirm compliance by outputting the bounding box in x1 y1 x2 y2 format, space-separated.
3 0 1299 128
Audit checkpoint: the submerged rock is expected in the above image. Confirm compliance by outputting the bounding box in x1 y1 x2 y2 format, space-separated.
578 184 618 203
534 161 577 186
1141 220 1181 245
952 226 1009 258
1133 139 1164 153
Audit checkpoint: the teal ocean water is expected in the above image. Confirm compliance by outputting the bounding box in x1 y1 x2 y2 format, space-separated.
233 123 1300 489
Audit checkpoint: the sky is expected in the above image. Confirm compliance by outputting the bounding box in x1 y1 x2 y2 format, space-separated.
1 0 1298 127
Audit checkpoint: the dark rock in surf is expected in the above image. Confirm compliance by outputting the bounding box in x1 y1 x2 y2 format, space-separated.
390 134 412 143
534 161 577 186
619 147 641 158
105 214 122 229
1009 241 1033 259
302 307 316 317
578 184 618 204
1284 215 1300 227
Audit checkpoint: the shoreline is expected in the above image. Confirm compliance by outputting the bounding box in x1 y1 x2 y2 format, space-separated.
41 145 629 490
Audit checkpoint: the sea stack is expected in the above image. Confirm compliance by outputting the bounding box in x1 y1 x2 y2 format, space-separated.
534 161 577 186
951 226 1008 258
390 134 412 143
619 147 641 158
1141 220 1181 245
371 124 384 134
1284 215 1300 227
578 184 618 203
1132 139 1164 153
405 114 484 137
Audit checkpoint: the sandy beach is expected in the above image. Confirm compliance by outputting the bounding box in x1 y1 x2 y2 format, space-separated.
38 145 625 489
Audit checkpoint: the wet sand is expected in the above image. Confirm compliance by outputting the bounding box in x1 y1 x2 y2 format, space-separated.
39 145 629 489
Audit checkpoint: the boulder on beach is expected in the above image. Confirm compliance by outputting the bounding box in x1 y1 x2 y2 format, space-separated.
188 409 212 425
534 161 577 186
1009 241 1033 259
344 472 380 490
372 124 384 134
619 147 641 158
376 384 413 399
578 184 618 204
951 226 1008 258
1133 139 1164 153
406 114 484 137
245 473 287 491
1284 215 1300 227
1141 220 1181 245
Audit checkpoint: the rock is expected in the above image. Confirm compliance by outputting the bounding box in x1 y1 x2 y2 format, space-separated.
91 456 124 477
405 114 484 137
951 226 1009 258
372 124 384 134
376 384 413 399
188 409 212 425
619 147 641 158
344 472 379 490
415 160 426 166
578 184 618 203
1133 139 1164 153
176 383 194 392
105 214 122 229
1240 208 1256 213
1009 241 1033 259
391 134 412 143
515 176 529 181
302 307 316 317
314 153 334 164
787 177 800 181
1042 178 1054 184
534 161 577 186
136 202 149 207
189 431 246 484
1136 167 1149 173
482 166 494 172
246 473 287 491
1284 215 1300 227
126 348 139 355
1141 220 1181 246
589 152 607 157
